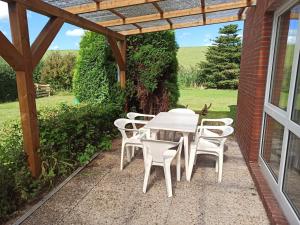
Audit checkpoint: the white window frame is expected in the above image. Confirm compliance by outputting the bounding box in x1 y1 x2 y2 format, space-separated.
259 0 300 224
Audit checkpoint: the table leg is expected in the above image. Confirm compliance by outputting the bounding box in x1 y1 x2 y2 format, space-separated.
183 132 189 180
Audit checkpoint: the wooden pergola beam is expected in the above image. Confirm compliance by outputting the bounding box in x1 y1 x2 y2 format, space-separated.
200 0 206 24
120 15 244 35
8 1 41 177
31 17 64 68
65 0 163 14
0 31 24 70
97 0 254 27
2 0 125 40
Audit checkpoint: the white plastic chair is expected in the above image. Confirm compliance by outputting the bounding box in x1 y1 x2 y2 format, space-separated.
141 137 184 197
187 126 234 183
114 118 148 170
168 108 196 114
126 112 155 130
199 118 233 138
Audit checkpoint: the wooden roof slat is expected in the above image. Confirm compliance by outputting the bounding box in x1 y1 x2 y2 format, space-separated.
65 0 164 14
120 15 244 35
200 0 206 24
2 0 125 40
98 0 254 27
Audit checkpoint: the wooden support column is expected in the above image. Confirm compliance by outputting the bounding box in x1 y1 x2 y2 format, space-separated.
108 37 126 89
3 2 64 178
8 2 41 177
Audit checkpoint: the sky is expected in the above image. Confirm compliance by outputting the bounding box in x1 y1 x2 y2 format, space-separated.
0 1 244 50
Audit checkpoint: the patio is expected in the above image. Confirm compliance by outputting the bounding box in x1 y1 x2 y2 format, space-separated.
11 138 269 225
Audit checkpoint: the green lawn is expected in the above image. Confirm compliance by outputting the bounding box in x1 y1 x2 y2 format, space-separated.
177 46 208 68
178 88 238 120
0 88 237 126
0 94 74 126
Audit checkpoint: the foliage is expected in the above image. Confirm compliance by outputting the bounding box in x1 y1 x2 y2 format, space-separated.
40 51 76 91
126 31 179 114
0 58 17 103
0 102 122 222
197 24 242 89
177 66 201 88
33 60 44 83
73 32 124 105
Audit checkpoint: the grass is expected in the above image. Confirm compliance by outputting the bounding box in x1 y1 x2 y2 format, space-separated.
0 94 74 126
177 46 208 68
178 88 238 120
0 88 237 126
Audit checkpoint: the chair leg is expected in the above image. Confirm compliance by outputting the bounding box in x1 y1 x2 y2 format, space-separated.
131 146 135 158
163 162 173 197
120 142 125 171
187 148 197 182
218 154 223 183
143 159 152 193
126 146 131 162
176 152 181 181
215 159 219 173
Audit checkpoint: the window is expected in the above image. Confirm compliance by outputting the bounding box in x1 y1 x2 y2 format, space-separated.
269 5 299 110
292 57 300 124
262 115 285 180
283 133 300 218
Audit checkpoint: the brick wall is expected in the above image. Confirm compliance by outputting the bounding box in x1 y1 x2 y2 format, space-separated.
236 0 282 162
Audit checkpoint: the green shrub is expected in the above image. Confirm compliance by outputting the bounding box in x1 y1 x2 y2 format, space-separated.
126 31 179 114
216 79 239 89
33 60 44 83
73 32 123 105
178 66 199 88
0 102 122 222
0 58 17 103
40 51 76 91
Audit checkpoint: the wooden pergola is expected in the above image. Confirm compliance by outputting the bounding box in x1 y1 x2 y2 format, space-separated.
0 0 255 177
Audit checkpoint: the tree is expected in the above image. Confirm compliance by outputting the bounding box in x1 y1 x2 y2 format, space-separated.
40 51 76 91
197 24 242 89
126 31 179 114
73 32 123 105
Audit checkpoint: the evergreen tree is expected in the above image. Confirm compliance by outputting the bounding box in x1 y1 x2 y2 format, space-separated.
197 24 242 89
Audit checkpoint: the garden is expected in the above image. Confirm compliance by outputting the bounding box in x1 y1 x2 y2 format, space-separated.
0 24 240 223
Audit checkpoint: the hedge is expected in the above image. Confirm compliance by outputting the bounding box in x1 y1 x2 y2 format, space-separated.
0 102 123 223
0 58 17 103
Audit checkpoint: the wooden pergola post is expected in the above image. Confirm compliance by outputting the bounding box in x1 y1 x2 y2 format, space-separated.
108 37 127 89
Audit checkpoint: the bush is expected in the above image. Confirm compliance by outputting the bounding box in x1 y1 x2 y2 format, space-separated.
216 79 239 89
73 32 123 105
126 31 179 114
178 66 199 88
40 51 76 91
0 58 17 102
0 102 123 223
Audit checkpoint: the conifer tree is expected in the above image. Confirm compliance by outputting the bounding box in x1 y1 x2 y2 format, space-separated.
198 24 242 89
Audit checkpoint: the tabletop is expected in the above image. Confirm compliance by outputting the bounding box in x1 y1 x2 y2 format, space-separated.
144 112 199 133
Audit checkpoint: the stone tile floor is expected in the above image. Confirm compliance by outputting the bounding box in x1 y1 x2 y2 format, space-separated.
16 138 269 225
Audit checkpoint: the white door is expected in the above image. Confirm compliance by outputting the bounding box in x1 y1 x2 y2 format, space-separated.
259 0 300 224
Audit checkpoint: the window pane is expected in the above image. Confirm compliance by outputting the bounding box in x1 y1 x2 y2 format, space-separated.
269 4 300 110
283 133 300 218
292 55 300 124
262 115 285 180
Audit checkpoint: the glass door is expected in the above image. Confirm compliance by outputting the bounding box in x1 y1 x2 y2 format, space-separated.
260 1 300 224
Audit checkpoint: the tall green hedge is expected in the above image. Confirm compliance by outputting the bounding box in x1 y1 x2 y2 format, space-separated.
0 58 17 103
73 32 123 104
126 31 179 114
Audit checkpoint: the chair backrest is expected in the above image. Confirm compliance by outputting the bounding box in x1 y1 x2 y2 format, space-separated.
141 137 183 164
127 112 155 129
168 108 195 114
201 118 234 126
114 118 136 139
200 125 234 138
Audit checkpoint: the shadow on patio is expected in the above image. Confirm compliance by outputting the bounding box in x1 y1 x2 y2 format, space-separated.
11 137 269 225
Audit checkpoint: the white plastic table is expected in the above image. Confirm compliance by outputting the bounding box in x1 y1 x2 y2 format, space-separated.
144 112 199 179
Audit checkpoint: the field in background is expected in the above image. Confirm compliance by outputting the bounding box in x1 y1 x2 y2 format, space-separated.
0 94 74 126
177 46 208 68
46 47 208 68
178 88 238 120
